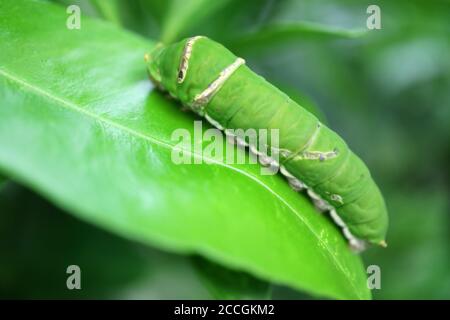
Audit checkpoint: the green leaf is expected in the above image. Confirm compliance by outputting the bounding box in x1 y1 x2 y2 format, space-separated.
1 181 271 299
0 0 370 299
89 0 123 26
91 0 164 39
160 0 233 43
139 0 170 26
170 0 276 44
0 174 6 189
191 256 271 299
53 0 163 38
230 22 366 50
52 0 103 19
0 183 212 299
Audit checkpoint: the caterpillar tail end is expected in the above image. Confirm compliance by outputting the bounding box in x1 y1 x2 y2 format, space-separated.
378 240 388 248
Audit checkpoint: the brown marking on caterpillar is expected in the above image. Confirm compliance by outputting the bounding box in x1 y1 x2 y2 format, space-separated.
330 193 344 205
270 145 293 158
191 58 245 112
287 177 306 191
177 36 203 84
248 144 280 169
307 189 333 212
292 148 339 161
258 154 272 167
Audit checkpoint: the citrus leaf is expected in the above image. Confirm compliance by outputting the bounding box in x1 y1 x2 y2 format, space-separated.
230 22 366 50
191 256 271 300
0 174 6 189
0 183 213 299
89 0 123 26
0 0 370 299
160 0 233 43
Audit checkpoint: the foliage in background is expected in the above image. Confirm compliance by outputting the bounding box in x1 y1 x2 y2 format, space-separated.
0 0 448 299
0 182 270 299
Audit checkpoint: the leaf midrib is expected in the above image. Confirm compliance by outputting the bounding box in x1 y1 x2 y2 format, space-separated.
0 67 363 299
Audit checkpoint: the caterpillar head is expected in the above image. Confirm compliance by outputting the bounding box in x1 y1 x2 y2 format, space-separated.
144 42 181 95
145 44 163 87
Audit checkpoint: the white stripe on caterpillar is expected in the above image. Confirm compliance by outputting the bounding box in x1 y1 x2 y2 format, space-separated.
280 165 295 179
329 208 346 227
298 122 322 153
287 177 306 191
283 122 322 163
192 58 245 111
205 113 224 130
201 110 366 252
177 36 204 84
346 230 367 252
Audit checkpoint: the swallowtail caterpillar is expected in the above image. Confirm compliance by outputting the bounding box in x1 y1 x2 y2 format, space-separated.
145 36 388 251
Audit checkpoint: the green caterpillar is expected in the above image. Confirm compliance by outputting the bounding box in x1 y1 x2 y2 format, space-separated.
145 36 388 251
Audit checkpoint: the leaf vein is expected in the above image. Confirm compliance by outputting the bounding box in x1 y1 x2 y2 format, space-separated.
0 67 361 298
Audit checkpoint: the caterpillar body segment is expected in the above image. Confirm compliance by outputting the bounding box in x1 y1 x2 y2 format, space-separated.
145 36 388 250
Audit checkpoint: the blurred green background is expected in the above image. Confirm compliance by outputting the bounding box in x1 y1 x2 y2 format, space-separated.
1 0 449 299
